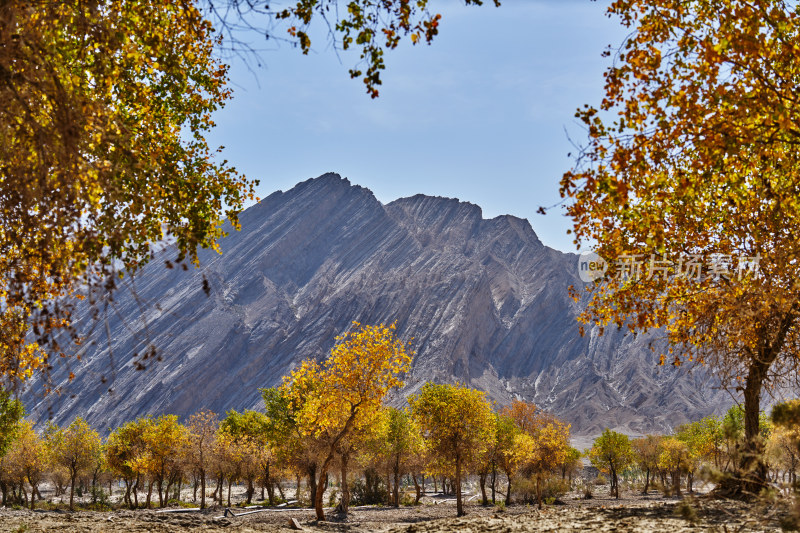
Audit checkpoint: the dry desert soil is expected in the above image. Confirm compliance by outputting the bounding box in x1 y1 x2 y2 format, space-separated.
0 490 793 533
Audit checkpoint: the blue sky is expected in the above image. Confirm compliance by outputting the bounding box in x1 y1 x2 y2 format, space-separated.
207 1 629 252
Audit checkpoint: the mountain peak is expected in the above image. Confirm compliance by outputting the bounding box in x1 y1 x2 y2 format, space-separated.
22 174 732 437
298 172 350 189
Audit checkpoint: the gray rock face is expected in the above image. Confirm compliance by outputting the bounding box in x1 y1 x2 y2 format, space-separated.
22 173 730 435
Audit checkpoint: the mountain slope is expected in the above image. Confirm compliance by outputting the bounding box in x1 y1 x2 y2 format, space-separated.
23 173 730 435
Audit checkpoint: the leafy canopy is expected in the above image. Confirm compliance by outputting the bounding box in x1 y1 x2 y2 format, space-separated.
0 1 256 381
560 0 800 488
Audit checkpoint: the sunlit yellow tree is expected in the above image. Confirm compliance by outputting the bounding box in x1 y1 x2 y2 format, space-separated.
588 429 633 499
46 417 102 510
219 409 266 505
632 435 663 494
130 415 189 508
521 416 571 509
282 322 412 520
368 407 423 509
106 418 148 509
676 418 722 492
0 390 23 460
0 1 257 377
561 0 800 496
261 386 312 505
6 420 46 509
771 399 800 487
185 410 219 509
658 437 691 498
492 414 521 504
766 426 799 487
410 382 495 517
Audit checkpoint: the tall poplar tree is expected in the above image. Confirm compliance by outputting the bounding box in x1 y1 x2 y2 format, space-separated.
561 0 800 496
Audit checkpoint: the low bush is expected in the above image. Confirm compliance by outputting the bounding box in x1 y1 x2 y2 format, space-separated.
400 493 417 506
541 478 570 503
350 469 387 506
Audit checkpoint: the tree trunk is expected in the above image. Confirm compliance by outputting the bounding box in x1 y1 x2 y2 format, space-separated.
393 456 400 507
643 468 650 494
246 479 254 504
340 452 351 514
412 473 421 504
479 472 488 505
716 355 775 499
124 479 131 508
308 465 318 509
313 453 335 521
505 472 513 504
200 469 206 509
146 480 153 508
33 484 43 509
490 466 496 504
296 473 302 502
673 470 681 498
536 476 542 510
455 455 464 517
313 468 328 520
164 478 173 507
611 466 619 499
266 480 275 505
740 359 768 491
69 471 77 511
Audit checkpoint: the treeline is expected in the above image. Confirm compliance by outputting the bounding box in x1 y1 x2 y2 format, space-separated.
0 323 580 519
0 389 577 516
5 397 798 514
3 321 797 518
587 402 800 500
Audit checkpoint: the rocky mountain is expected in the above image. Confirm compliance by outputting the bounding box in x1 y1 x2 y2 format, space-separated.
22 173 731 435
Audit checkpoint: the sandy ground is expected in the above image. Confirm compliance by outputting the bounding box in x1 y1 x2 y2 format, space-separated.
0 488 791 532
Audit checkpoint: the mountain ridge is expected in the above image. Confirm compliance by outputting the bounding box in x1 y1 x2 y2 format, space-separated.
22 173 731 435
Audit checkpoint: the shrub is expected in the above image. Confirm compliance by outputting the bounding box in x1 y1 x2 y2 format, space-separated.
779 499 800 532
675 498 698 524
593 474 607 486
400 493 416 506
328 489 339 508
350 469 387 506
510 478 537 504
575 480 593 499
541 478 570 503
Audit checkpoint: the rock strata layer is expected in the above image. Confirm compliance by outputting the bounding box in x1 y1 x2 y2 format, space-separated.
23 173 729 435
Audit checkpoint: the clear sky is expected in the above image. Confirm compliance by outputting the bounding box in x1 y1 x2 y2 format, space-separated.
206 1 630 253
